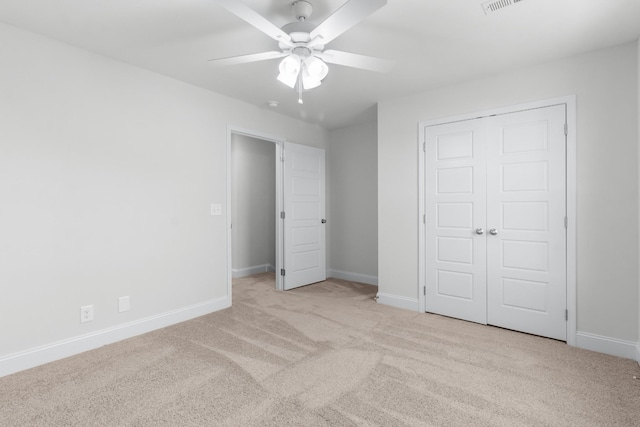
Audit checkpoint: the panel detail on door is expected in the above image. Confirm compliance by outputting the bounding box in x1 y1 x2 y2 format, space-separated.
437 167 473 194
291 151 321 173
502 162 548 192
292 226 320 246
437 270 474 300
437 237 473 264
502 121 548 154
502 240 549 271
292 251 320 271
292 202 320 220
438 132 474 160
502 202 548 231
292 177 320 196
502 278 548 312
437 203 473 228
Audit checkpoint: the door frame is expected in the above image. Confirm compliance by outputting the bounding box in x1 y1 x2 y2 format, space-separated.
226 125 285 300
417 95 577 346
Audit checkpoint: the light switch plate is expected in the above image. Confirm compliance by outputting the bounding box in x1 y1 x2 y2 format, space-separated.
210 203 222 216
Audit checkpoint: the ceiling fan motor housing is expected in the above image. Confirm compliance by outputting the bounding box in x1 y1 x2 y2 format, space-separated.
279 21 325 51
292 1 313 21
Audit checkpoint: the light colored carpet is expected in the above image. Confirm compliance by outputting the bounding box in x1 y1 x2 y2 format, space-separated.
1 273 639 426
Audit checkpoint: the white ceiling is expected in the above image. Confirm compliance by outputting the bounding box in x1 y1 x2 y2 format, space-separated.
1 0 639 129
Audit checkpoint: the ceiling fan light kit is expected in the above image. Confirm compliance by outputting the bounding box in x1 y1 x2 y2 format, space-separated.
302 56 329 88
277 55 301 88
277 49 329 90
210 0 393 104
280 52 327 93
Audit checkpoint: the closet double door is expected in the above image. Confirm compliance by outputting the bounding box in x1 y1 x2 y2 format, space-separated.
425 105 567 341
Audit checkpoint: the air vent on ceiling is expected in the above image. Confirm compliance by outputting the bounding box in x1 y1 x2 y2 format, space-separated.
482 0 524 14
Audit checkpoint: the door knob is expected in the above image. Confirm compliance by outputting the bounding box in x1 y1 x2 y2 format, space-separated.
321 219 327 224
475 228 484 235
489 228 498 235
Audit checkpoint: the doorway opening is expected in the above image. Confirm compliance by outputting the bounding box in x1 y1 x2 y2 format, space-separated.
231 134 276 276
226 127 284 298
226 127 328 301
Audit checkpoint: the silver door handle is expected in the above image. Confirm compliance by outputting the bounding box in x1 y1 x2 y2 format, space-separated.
475 228 484 235
489 228 498 235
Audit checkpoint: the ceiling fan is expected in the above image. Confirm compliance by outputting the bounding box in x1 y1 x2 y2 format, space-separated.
209 0 393 104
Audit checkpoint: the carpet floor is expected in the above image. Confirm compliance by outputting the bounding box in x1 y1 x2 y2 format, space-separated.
1 273 639 426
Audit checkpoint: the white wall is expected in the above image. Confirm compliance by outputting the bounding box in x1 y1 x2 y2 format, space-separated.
637 37 640 362
379 41 639 348
0 23 327 375
327 122 378 284
231 134 276 276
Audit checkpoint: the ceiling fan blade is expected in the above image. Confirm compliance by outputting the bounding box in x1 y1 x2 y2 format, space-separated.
317 50 394 73
208 51 288 67
212 0 292 46
310 0 387 45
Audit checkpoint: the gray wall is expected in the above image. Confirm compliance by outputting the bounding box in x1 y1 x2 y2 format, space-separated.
231 135 276 275
327 122 378 283
378 41 639 344
0 23 327 369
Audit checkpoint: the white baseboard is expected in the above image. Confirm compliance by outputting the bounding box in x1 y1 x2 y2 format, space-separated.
328 269 378 286
376 292 420 312
0 295 231 378
232 264 275 278
575 331 638 360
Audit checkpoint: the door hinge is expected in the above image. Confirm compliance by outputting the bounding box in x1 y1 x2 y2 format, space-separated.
423 214 426 224
564 216 568 229
281 211 285 219
564 123 568 136
423 286 426 296
423 142 426 152
565 309 568 321
280 269 285 276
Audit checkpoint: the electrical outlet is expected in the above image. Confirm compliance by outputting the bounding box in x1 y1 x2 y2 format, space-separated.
80 305 94 323
210 203 222 216
118 296 130 313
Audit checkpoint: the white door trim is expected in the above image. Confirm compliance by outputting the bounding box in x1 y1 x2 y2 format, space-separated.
418 95 577 346
226 126 285 299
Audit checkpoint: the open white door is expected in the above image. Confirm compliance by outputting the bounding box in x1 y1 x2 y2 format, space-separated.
283 142 326 290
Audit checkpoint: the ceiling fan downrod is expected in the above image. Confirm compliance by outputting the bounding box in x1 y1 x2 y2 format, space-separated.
292 1 313 22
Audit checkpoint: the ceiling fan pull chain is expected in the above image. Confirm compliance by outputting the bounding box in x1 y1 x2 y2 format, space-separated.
298 72 304 104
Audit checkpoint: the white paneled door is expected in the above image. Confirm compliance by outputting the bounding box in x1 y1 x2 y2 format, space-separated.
425 119 488 324
283 142 326 290
425 105 567 340
486 106 566 340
